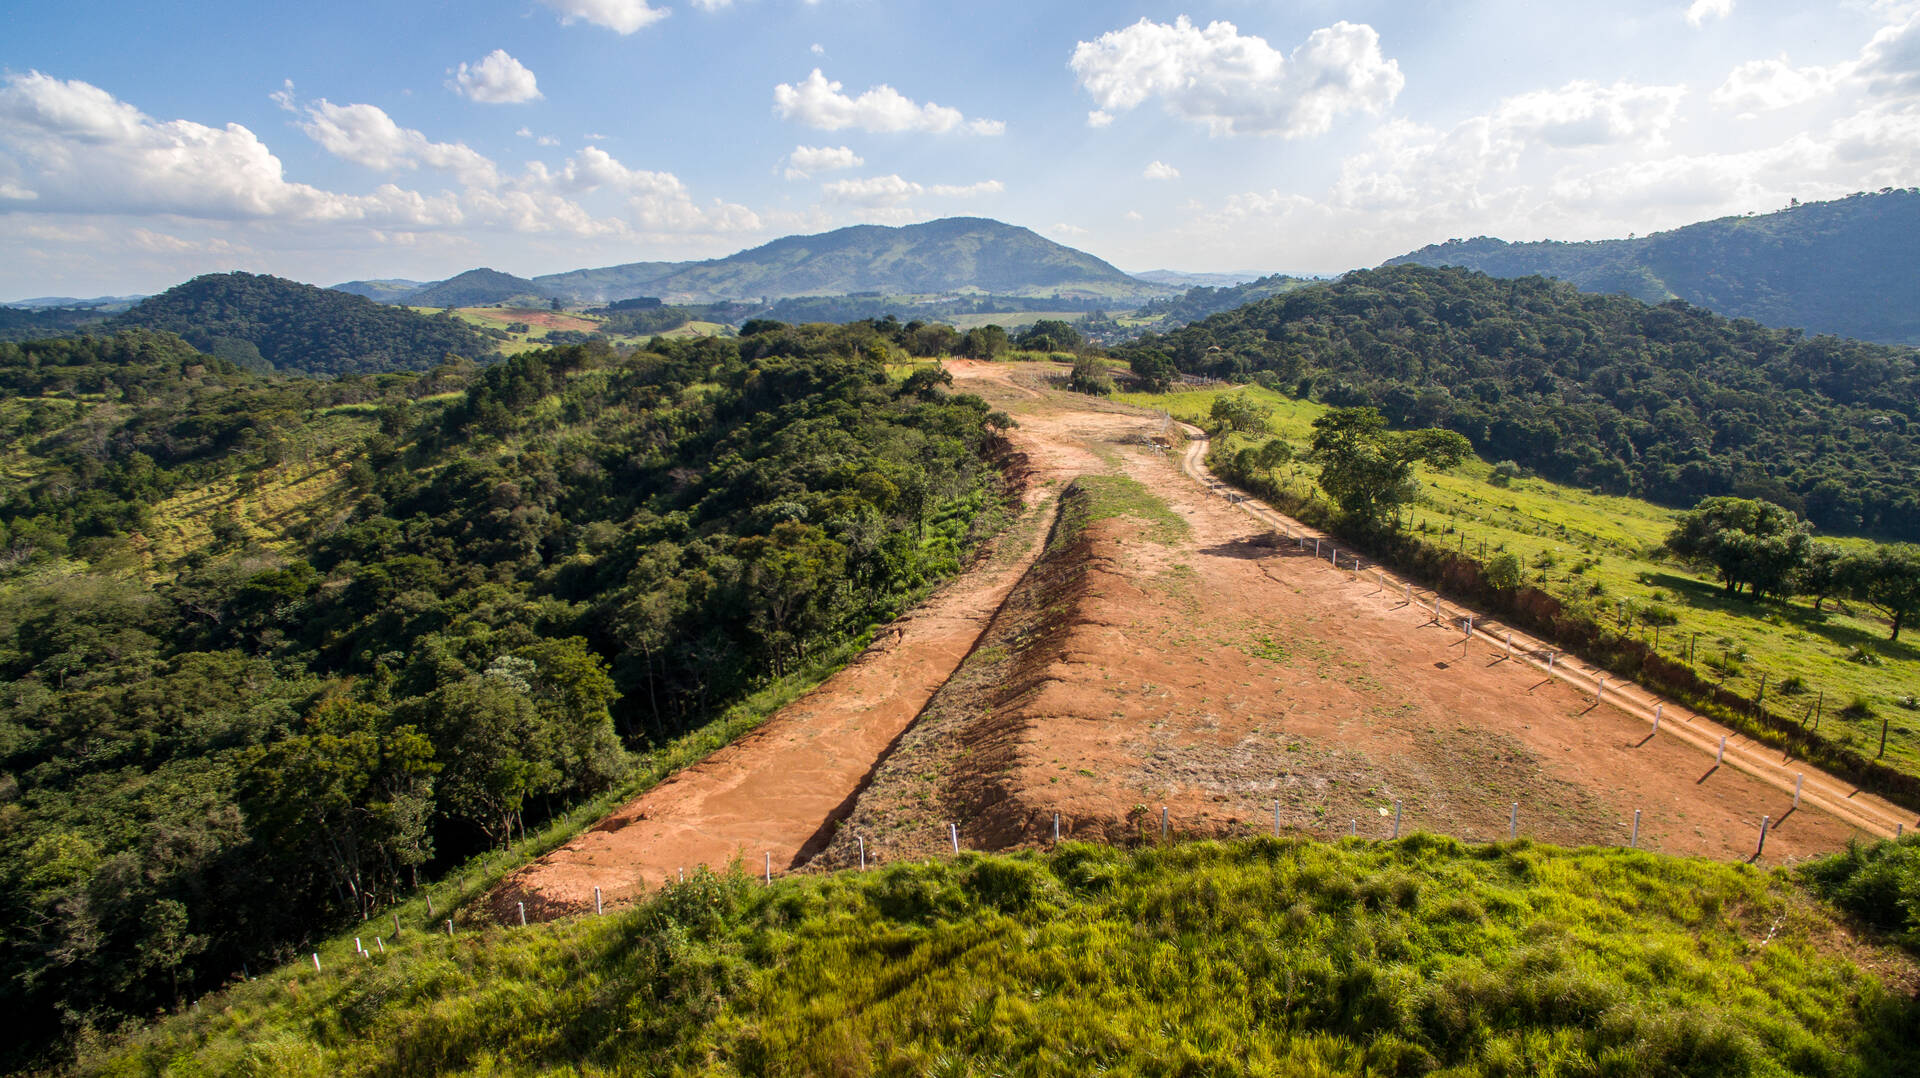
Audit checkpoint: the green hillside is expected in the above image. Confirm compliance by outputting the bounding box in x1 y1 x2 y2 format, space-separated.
1386 190 1920 345
79 836 1920 1076
0 327 1011 1069
112 272 497 375
1118 264 1920 539
407 268 552 309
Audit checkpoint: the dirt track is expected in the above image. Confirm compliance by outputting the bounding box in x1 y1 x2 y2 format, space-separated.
495 360 1911 920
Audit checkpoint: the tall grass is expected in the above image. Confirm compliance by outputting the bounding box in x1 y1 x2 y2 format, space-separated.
84 836 1920 1076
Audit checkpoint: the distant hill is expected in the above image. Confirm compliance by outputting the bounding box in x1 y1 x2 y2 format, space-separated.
359 218 1174 309
0 305 110 342
330 278 427 303
532 261 683 306
633 218 1159 303
1131 269 1271 289
407 268 552 309
1135 273 1319 329
114 272 497 375
5 293 145 311
1385 189 1920 344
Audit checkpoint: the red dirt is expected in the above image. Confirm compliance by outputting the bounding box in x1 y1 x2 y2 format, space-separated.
493 358 1910 922
488 483 1061 920
813 360 1909 868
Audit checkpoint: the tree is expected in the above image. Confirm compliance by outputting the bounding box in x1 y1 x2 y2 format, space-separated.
1485 551 1525 591
1791 542 1862 612
1018 320 1081 353
1664 496 1811 599
1854 543 1920 641
1209 392 1272 434
1066 356 1113 396
958 325 1009 359
1307 406 1471 529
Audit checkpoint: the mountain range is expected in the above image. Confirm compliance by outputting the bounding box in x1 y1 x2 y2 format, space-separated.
1385 188 1920 345
335 218 1171 308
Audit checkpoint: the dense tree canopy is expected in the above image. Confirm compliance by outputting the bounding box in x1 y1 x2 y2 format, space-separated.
0 324 1010 1067
1307 406 1471 529
1116 265 1920 539
1664 496 1812 599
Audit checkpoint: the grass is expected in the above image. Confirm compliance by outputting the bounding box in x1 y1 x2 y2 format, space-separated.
1117 383 1920 778
81 835 1920 1076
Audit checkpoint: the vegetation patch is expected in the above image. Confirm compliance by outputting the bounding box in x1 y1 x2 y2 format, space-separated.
84 837 1920 1076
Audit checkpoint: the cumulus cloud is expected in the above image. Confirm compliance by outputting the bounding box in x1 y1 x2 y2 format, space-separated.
1685 0 1734 28
516 126 561 147
1143 160 1180 180
450 50 542 104
295 99 501 187
783 144 863 179
0 71 460 226
1712 54 1848 112
1859 12 1920 95
773 69 1004 134
1086 109 1114 128
1068 16 1403 137
539 0 668 34
521 145 762 232
1492 80 1686 148
821 174 1002 206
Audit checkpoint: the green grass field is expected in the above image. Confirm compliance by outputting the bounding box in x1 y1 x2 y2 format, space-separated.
1117 384 1920 776
81 836 1920 1076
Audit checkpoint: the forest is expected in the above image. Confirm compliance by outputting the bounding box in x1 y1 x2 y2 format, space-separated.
1117 265 1920 539
108 272 498 376
0 323 1011 1067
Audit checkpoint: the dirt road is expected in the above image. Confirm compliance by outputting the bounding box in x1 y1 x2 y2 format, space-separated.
496 359 1909 921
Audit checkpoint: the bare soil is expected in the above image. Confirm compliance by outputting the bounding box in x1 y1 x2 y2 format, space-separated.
494 358 1909 922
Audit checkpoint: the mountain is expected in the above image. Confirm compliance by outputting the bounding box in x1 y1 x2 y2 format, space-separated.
329 278 428 303
0 304 110 342
113 271 497 375
1385 189 1920 344
631 217 1159 302
407 267 552 308
363 218 1174 309
531 260 684 305
4 293 146 310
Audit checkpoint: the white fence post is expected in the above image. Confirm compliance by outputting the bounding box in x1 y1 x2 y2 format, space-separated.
1631 809 1641 849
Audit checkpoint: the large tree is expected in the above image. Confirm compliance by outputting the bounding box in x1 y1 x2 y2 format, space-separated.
1855 544 1920 641
1307 406 1471 529
1664 496 1811 599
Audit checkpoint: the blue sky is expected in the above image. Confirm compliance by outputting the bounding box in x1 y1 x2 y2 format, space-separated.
3 0 1918 297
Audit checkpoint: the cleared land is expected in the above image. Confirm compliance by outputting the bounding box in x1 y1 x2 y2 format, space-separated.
493 360 1907 924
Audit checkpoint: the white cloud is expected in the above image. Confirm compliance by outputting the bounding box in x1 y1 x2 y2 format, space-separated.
1124 209 1143 221
1685 0 1734 28
1712 54 1848 112
810 43 825 55
538 0 669 34
516 126 562 147
773 69 1004 134
0 71 460 226
820 174 1002 206
1143 160 1180 180
1051 222 1088 236
1087 109 1114 128
690 0 733 9
450 50 542 104
1068 16 1403 137
1859 12 1920 95
784 144 863 180
1492 80 1687 148
520 145 762 232
295 99 501 188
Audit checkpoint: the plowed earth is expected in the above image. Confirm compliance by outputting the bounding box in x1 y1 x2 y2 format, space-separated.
494 360 1910 920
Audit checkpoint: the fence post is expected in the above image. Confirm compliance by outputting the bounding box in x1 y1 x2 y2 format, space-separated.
1794 774 1804 809
950 822 960 853
445 919 453 938
1272 800 1280 836
858 836 867 869
313 953 322 973
393 912 402 938
594 887 603 916
765 852 772 884
1393 800 1403 838
1652 704 1662 735
1756 816 1770 858
1054 812 1061 842
1160 806 1168 843
1509 802 1519 840
1716 736 1727 765
1631 809 1641 849
517 903 526 928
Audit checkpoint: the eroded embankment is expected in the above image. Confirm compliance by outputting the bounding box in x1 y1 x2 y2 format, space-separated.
484 488 1062 921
